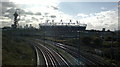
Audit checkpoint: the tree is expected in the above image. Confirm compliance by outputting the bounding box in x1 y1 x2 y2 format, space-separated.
93 37 103 45
82 36 92 45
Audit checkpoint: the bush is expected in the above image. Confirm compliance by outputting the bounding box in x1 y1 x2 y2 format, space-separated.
82 36 92 45
93 37 103 46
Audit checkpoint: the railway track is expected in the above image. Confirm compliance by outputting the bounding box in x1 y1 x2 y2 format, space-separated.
32 38 115 67
35 39 113 66
33 40 71 67
47 41 96 65
50 41 114 66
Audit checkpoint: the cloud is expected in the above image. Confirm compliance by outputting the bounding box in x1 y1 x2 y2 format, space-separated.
1 1 118 31
77 13 88 18
51 6 59 10
1 0 76 28
0 16 12 28
9 0 60 7
50 15 56 18
101 7 107 10
79 10 118 31
1 2 15 15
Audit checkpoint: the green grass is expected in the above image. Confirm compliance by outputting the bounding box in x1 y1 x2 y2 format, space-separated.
2 33 36 66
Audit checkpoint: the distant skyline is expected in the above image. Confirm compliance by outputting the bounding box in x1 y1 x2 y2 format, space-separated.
1 0 119 31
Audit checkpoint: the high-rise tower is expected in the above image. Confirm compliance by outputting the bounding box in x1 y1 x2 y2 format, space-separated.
11 9 20 28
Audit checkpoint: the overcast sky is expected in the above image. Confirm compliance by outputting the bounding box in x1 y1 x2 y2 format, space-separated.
1 0 119 31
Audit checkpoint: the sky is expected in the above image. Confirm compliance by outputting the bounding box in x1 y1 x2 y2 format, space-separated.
0 0 120 31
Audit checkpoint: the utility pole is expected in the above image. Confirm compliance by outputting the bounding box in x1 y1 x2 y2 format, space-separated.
110 32 114 60
77 23 81 66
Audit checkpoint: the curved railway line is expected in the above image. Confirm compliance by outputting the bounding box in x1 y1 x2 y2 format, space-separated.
31 38 115 67
46 40 114 66
33 41 71 67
